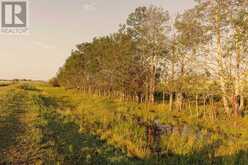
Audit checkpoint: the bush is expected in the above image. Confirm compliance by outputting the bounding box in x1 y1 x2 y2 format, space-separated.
49 78 60 87
19 83 39 91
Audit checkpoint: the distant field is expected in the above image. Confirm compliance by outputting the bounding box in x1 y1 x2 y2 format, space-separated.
0 80 8 83
0 80 44 87
0 80 11 86
0 82 248 164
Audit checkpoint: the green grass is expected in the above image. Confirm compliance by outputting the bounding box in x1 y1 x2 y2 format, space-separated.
1 82 248 164
0 80 12 87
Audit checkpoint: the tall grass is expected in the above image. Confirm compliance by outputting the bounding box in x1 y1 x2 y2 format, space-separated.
1 83 248 164
39 84 248 164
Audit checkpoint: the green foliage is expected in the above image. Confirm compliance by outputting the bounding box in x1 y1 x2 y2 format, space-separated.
2 83 248 164
49 77 60 87
55 2 248 115
18 83 40 91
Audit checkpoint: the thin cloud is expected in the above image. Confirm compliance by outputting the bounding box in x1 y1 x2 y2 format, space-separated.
32 41 56 49
82 2 96 11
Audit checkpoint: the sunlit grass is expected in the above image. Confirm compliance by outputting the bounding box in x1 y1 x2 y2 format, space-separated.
1 82 248 164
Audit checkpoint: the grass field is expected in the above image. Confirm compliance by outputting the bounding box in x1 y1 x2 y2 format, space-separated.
1 82 248 164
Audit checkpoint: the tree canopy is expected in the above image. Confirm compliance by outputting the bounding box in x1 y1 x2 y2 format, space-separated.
55 2 248 117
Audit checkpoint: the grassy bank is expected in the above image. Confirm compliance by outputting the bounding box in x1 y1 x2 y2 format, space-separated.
1 83 248 164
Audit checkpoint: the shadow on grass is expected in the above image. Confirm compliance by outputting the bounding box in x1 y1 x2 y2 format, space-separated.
32 94 142 164
0 111 24 152
38 107 134 164
41 113 248 165
31 94 248 165
156 144 248 165
33 94 75 110
0 92 27 163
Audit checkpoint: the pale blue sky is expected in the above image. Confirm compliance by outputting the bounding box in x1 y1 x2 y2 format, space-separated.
0 0 195 80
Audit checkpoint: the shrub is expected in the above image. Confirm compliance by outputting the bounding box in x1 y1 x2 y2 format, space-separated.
49 78 60 87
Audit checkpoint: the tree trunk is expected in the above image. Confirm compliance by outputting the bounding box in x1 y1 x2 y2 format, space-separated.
169 44 175 111
145 82 149 103
233 28 241 116
216 12 230 114
232 95 239 117
149 65 156 104
137 92 142 103
169 93 173 111
196 94 199 117
203 95 207 118
176 93 183 111
162 90 165 105
239 95 244 114
221 91 230 114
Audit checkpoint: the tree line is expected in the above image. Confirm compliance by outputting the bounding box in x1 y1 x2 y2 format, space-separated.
53 0 248 117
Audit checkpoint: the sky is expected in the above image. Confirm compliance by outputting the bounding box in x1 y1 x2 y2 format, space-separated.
0 0 195 80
